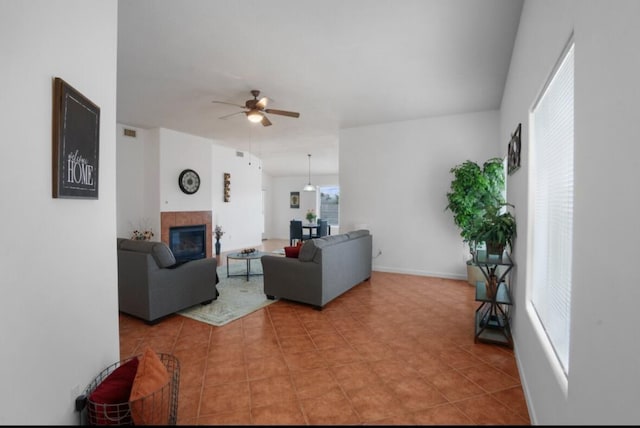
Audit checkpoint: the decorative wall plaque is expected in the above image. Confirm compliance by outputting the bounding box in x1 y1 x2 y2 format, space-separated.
223 173 231 202
52 77 100 199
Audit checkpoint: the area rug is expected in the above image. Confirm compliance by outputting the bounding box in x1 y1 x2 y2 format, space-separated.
178 261 276 327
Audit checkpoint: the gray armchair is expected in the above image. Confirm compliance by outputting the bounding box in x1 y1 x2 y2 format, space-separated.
117 238 219 324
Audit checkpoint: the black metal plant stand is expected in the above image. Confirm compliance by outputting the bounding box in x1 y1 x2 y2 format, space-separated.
472 251 514 348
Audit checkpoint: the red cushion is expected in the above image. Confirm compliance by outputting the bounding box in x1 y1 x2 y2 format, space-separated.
284 246 301 258
88 357 139 425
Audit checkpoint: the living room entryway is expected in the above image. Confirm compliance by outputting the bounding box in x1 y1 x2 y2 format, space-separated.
118 239 530 425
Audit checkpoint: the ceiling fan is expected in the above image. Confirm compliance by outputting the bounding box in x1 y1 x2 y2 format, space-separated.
211 89 300 127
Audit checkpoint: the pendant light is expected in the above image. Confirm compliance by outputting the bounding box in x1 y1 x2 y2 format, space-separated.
303 153 316 191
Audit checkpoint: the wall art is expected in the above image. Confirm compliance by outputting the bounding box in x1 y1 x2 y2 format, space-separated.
52 77 100 199
290 191 300 209
508 123 522 175
223 173 230 202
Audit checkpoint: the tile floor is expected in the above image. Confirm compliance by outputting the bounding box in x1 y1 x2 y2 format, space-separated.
118 239 530 425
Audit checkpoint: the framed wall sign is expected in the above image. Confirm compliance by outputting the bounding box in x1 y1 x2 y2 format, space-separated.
290 191 300 209
52 77 100 199
507 123 522 175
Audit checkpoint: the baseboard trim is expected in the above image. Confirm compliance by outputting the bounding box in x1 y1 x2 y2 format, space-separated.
372 266 466 281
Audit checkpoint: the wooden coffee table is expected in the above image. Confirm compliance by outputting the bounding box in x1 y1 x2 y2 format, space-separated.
226 251 267 281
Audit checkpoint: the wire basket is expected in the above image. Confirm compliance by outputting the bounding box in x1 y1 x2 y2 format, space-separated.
78 353 180 425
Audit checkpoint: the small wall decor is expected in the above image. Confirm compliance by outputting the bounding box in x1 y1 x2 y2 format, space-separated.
508 123 522 175
223 173 231 202
290 191 300 209
52 77 100 199
178 168 200 194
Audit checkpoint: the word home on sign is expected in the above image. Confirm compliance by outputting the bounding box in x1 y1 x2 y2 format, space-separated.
66 150 95 187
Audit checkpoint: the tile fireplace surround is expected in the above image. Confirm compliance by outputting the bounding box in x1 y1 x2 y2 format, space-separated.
160 210 212 258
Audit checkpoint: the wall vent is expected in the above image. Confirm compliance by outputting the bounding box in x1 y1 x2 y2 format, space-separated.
123 128 137 138
236 151 244 157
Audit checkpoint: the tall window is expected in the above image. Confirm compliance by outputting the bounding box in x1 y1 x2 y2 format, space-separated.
530 41 574 375
319 186 339 227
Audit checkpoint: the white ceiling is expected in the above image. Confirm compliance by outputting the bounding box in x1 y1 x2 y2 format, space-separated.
117 0 523 177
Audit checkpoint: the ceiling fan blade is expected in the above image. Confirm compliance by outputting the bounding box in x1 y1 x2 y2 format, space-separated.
211 100 246 109
261 115 272 127
256 97 268 110
218 111 244 120
264 108 300 118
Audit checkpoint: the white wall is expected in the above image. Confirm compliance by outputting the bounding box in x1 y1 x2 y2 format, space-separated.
501 0 640 424
0 0 119 424
268 174 340 240
116 127 264 252
211 144 263 250
340 110 500 279
262 172 274 239
159 128 213 213
116 124 158 236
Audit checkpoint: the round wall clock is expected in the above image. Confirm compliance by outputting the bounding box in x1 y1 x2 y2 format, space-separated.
178 169 200 194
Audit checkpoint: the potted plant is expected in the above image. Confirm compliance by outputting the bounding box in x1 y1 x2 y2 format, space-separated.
473 204 517 257
306 209 317 223
446 157 505 283
445 157 505 254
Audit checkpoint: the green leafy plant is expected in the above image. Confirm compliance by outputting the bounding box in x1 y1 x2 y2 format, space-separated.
305 209 317 223
473 204 517 255
445 157 506 255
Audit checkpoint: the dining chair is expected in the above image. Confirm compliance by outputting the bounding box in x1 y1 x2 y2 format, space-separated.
289 220 304 246
311 218 322 238
317 219 329 237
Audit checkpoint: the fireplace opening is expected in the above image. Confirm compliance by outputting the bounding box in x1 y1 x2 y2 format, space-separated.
169 224 206 262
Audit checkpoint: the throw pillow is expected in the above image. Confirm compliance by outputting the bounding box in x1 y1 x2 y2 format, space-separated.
129 347 170 425
284 245 301 258
347 229 370 239
150 243 176 268
118 239 176 268
88 357 139 425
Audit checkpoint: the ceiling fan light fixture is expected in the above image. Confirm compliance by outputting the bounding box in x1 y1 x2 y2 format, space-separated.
246 109 263 123
213 90 300 127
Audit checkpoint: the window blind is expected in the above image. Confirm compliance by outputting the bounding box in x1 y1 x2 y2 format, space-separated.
530 43 574 375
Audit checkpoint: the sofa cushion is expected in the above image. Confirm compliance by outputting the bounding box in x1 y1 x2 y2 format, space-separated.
150 244 176 268
322 234 350 245
298 240 318 262
298 234 349 262
119 239 177 268
346 229 370 240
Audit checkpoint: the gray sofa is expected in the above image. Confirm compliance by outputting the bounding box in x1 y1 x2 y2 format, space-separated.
117 238 219 323
261 229 372 309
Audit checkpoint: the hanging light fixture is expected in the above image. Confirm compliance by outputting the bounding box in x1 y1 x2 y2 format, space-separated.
303 153 315 191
